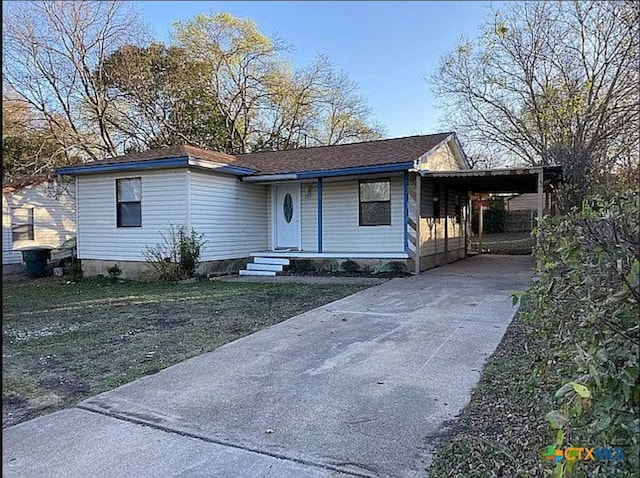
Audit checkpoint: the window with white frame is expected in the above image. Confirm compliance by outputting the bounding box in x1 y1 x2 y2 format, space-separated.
116 178 142 227
11 207 35 241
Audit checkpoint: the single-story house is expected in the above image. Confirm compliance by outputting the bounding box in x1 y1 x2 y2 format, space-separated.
56 133 561 278
2 180 76 269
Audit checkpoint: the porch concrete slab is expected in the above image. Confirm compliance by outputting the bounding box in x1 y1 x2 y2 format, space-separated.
2 408 343 478
3 255 533 478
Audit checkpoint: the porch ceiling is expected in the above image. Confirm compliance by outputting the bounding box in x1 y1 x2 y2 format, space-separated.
419 165 562 193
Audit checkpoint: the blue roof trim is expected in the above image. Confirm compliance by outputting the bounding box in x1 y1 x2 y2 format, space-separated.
295 162 415 180
210 164 257 175
56 157 189 175
56 157 256 176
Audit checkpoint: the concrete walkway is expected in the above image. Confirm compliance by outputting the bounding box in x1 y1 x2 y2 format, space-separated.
3 255 533 478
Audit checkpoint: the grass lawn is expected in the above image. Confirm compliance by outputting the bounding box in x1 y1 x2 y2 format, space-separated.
477 232 534 255
427 302 557 477
2 277 368 428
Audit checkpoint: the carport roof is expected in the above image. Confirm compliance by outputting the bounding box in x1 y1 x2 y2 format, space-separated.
419 165 562 193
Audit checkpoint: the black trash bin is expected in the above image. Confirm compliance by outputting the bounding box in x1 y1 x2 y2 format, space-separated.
21 248 52 278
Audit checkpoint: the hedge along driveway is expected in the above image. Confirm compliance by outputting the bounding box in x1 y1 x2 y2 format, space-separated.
2 277 368 428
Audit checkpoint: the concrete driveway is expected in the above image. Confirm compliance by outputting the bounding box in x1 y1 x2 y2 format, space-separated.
3 255 532 478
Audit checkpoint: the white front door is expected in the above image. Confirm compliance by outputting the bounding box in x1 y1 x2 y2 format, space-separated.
274 184 300 249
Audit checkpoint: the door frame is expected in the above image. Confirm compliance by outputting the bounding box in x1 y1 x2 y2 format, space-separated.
271 183 302 250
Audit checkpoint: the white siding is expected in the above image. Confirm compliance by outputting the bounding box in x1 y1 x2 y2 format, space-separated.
300 181 318 251
321 175 404 253
2 194 21 264
189 170 268 260
506 193 539 211
3 181 76 265
77 170 187 261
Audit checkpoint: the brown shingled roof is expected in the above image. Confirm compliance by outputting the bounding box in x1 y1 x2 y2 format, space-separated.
81 144 240 167
235 133 453 174
63 133 455 174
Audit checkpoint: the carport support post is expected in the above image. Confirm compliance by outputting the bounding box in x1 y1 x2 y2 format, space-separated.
536 169 544 250
478 199 483 253
537 170 544 222
415 174 421 274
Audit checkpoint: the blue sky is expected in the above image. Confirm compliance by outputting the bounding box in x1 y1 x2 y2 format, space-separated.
137 1 501 138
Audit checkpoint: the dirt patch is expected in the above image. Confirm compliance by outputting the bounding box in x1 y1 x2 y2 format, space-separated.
2 277 368 428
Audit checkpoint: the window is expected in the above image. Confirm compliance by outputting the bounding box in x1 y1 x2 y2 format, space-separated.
11 208 34 241
359 179 391 226
116 178 142 227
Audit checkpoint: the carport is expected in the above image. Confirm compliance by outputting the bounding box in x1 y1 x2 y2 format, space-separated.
408 166 562 273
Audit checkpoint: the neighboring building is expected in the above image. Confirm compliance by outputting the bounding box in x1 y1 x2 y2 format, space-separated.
2 180 76 268
57 133 560 278
506 193 538 211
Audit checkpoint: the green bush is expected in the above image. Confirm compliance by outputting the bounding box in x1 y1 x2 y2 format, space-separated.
472 197 507 234
143 224 205 281
106 264 122 283
521 192 639 477
387 261 407 274
341 259 360 273
288 259 316 273
67 260 83 282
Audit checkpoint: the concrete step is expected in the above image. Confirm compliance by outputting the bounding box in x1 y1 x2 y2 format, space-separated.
239 269 276 277
247 263 283 272
253 257 290 266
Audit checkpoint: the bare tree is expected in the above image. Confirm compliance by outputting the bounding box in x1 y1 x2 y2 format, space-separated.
431 1 639 197
3 1 145 161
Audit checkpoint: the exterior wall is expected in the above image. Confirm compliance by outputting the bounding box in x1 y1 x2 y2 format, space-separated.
416 139 466 171
3 181 76 265
506 193 538 211
2 194 21 265
300 181 318 252
77 169 188 261
189 170 268 261
81 258 249 279
417 178 466 270
321 174 405 253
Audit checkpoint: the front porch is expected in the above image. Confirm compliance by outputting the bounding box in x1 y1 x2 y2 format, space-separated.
249 251 409 259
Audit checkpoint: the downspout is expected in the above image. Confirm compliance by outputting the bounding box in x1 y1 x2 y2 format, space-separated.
403 171 409 254
317 178 323 253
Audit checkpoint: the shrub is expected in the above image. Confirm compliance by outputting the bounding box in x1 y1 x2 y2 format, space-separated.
288 259 316 273
387 261 407 274
143 225 205 281
472 197 507 234
67 260 83 282
341 259 360 273
106 264 122 283
521 192 639 476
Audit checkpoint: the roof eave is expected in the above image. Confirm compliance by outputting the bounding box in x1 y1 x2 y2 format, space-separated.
242 162 416 182
56 157 256 176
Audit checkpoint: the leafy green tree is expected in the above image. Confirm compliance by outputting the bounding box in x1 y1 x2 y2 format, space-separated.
173 13 383 153
100 43 228 152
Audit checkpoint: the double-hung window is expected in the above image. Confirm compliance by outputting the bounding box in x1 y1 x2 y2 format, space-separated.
116 178 142 227
359 179 391 226
11 208 34 241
